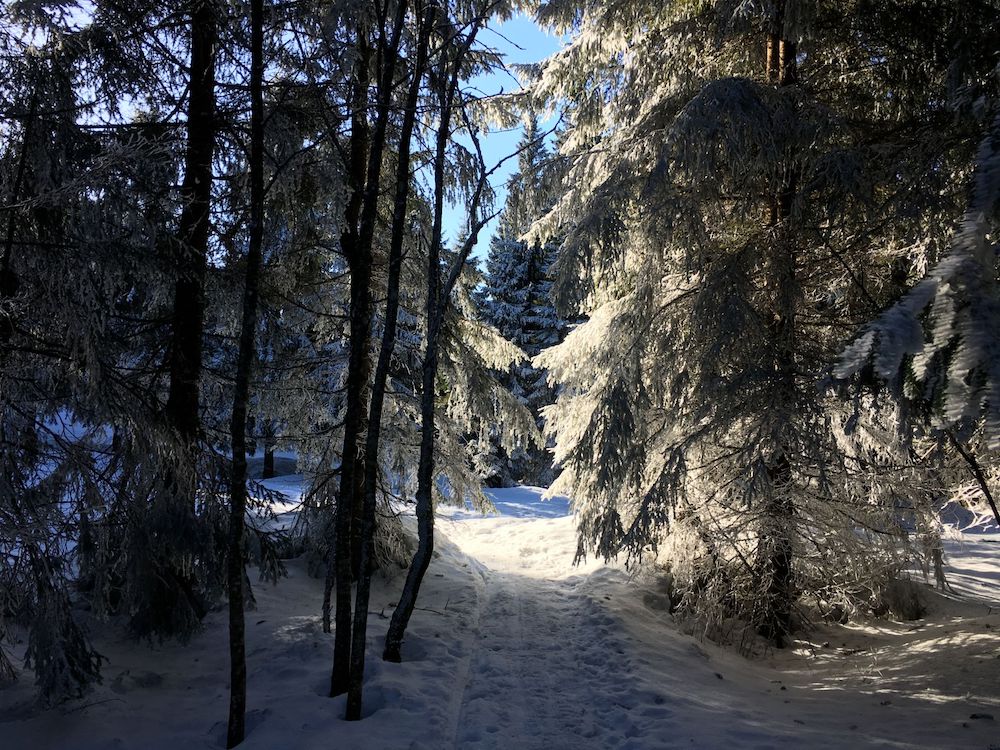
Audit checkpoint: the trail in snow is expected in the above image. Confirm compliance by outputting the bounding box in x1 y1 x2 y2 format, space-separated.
2 482 999 749
453 574 660 750
442 487 1000 750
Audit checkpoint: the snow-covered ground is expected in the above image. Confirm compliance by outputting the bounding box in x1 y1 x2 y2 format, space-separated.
2 482 999 749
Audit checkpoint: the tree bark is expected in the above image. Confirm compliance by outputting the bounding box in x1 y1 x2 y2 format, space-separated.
166 0 217 450
383 18 488 660
326 18 372 683
331 2 408 698
226 0 264 744
345 1 434 720
758 0 798 647
147 0 217 636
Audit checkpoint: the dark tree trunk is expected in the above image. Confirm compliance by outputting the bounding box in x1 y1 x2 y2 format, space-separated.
326 20 372 682
381 321 439 664
758 0 798 647
381 204 495 662
383 19 487 659
142 0 217 638
331 4 407 698
262 440 275 480
345 2 433 720
330 244 372 696
226 0 264 744
166 0 217 449
948 432 1000 529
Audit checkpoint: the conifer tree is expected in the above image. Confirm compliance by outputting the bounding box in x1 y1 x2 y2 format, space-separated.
0 0 351 703
479 115 566 485
0 2 186 700
838 106 1000 529
531 0 999 644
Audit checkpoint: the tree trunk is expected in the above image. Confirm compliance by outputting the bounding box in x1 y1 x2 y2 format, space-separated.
383 14 488 664
262 439 275 480
148 0 217 636
226 0 264 744
384 26 454 661
331 4 407 698
166 0 217 450
345 2 433 720
758 0 798 647
382 320 440 664
0 93 36 348
326 20 372 686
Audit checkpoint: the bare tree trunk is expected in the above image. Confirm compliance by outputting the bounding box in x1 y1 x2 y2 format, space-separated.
383 18 490 660
346 2 434 720
226 0 265 744
331 2 408 698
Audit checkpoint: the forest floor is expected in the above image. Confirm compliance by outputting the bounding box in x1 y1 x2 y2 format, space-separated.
2 482 1000 749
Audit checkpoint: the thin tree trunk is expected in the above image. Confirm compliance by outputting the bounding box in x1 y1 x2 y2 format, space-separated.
381 176 494 662
947 431 1000 530
758 0 798 648
383 248 443 664
345 2 433 720
383 19 481 658
331 3 408 698
382 13 493 661
347 0 410 581
226 0 264 744
262 428 276 479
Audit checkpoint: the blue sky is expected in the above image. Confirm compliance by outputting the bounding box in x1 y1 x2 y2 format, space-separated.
442 12 563 262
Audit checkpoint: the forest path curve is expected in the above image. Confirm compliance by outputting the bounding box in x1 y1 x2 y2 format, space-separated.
436 487 692 750
435 486 1000 750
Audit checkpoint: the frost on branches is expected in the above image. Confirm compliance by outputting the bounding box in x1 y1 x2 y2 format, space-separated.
477 115 568 486
838 113 1000 448
531 0 998 646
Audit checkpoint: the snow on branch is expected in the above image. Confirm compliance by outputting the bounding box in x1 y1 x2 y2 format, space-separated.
836 114 1000 446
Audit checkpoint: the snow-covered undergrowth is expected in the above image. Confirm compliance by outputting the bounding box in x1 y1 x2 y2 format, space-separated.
2 481 999 749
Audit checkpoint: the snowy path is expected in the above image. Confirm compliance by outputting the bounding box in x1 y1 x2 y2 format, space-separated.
439 488 1000 750
438 491 678 750
452 573 656 750
3 483 1000 749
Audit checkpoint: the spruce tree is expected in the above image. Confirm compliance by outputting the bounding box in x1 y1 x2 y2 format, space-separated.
531 0 999 644
480 115 566 485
